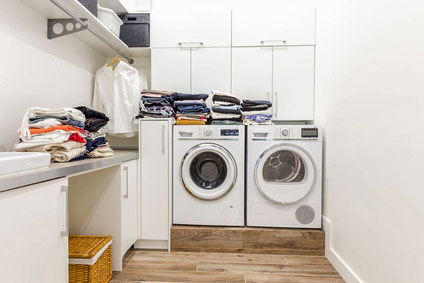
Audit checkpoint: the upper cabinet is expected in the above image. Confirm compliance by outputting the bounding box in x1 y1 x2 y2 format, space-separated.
273 46 315 120
232 7 316 46
151 8 232 48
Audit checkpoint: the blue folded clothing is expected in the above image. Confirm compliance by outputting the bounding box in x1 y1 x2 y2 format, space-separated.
174 101 207 108
212 105 242 115
178 105 210 114
172 92 209 101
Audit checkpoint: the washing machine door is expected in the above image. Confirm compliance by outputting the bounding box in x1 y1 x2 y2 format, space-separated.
181 143 237 200
254 144 316 204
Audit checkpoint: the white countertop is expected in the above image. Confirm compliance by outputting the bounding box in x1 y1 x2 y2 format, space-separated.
0 150 138 192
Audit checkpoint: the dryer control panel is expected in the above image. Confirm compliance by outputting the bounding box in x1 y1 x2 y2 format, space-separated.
276 126 322 141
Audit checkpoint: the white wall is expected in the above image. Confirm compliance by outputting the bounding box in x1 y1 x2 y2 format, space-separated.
315 0 424 282
0 0 105 151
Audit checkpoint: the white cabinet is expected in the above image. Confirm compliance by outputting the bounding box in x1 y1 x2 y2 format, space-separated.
191 47 231 94
152 47 231 95
0 178 68 283
273 46 315 120
232 47 273 100
232 7 316 46
121 160 138 255
151 48 191 93
151 8 231 47
69 162 139 271
137 119 172 250
232 46 315 120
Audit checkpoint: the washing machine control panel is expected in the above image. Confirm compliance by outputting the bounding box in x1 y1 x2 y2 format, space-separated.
220 129 239 137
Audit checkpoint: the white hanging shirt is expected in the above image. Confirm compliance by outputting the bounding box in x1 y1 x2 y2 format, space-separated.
92 62 143 137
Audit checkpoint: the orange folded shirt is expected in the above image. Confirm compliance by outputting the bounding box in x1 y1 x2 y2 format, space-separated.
28 125 87 135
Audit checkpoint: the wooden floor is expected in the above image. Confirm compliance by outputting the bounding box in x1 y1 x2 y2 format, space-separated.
111 249 344 282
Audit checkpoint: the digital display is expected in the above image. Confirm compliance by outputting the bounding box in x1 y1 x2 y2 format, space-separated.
302 128 318 138
221 129 239 136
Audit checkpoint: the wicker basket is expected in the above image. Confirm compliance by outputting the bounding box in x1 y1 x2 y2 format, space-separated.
69 236 112 283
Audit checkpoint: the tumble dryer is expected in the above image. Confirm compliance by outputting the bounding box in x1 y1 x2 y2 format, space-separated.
246 125 322 228
173 125 245 226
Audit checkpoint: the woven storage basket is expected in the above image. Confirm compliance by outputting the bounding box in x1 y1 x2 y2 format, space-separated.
69 236 112 283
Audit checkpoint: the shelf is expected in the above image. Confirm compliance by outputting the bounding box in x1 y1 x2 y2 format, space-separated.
21 0 151 59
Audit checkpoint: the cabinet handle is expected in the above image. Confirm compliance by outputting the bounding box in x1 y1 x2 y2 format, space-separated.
274 91 278 119
261 40 287 46
61 185 68 237
178 42 204 47
162 125 165 154
267 91 270 101
123 166 129 199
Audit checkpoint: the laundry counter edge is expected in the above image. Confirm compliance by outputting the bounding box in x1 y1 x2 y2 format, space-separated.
0 150 138 192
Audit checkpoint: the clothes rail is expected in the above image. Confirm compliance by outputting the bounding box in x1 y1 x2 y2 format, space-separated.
49 0 135 64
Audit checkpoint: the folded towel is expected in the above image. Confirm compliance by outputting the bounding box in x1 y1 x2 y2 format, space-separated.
212 94 240 105
142 89 173 96
242 100 272 108
211 113 241 120
172 93 209 101
26 125 89 137
88 145 114 158
19 107 86 137
212 105 242 115
85 137 107 152
241 105 269 112
176 119 206 125
174 101 207 108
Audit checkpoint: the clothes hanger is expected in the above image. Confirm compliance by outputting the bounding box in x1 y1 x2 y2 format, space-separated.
107 57 121 70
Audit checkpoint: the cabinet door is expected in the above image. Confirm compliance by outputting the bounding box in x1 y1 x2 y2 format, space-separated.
121 160 138 255
191 47 231 95
232 47 273 101
0 178 68 283
140 120 170 240
151 48 190 93
273 46 315 120
151 8 231 47
232 7 316 46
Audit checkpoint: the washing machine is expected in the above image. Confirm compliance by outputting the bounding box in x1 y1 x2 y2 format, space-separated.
246 125 322 228
173 125 245 226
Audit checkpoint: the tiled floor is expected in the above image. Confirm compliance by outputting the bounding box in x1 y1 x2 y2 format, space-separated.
111 250 344 282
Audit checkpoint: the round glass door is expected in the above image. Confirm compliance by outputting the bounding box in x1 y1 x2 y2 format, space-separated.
181 143 237 200
254 144 316 204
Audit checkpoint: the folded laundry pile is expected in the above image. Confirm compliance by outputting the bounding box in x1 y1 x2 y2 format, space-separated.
241 99 273 125
15 107 114 162
15 107 89 162
210 91 243 125
172 92 210 125
137 90 175 119
75 106 114 159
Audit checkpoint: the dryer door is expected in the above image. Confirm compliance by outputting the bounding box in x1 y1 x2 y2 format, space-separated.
254 144 316 204
181 143 237 200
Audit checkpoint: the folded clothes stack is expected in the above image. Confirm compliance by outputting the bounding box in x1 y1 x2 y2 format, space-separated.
241 99 273 125
15 107 89 162
172 92 210 125
75 106 114 158
137 90 175 119
210 91 243 125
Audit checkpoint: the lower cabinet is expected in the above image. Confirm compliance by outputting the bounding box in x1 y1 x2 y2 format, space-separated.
137 119 173 250
121 160 139 254
69 161 139 271
0 178 69 283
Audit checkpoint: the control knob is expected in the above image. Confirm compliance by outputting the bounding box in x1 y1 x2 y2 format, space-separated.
282 129 289 137
205 129 212 137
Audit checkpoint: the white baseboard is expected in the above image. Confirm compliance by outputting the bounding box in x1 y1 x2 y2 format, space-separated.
134 239 169 250
322 216 363 283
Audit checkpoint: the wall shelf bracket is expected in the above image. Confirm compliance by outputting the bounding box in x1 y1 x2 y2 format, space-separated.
47 18 88 39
